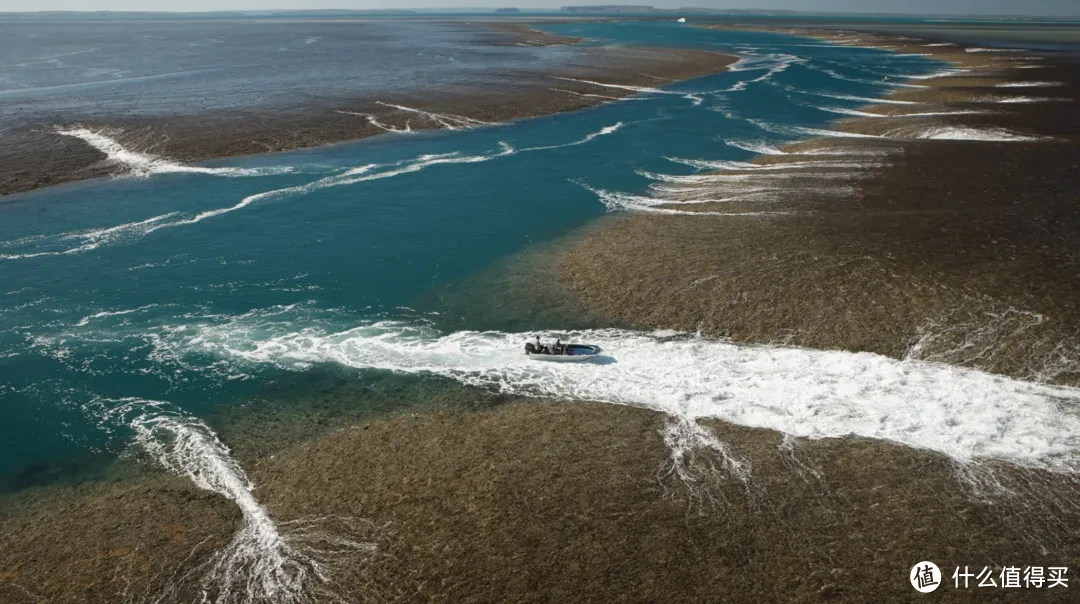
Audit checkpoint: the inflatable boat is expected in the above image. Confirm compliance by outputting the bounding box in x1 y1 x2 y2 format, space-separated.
525 342 603 362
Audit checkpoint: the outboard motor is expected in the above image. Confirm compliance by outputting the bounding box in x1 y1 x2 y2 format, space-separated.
525 342 537 354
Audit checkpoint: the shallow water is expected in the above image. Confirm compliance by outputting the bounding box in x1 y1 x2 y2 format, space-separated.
0 20 982 491
0 18 574 128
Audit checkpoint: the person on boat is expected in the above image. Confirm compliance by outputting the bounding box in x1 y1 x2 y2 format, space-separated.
554 339 562 354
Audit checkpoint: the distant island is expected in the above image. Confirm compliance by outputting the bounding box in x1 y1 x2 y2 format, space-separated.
494 7 520 12
561 5 654 12
678 6 799 14
557 5 803 14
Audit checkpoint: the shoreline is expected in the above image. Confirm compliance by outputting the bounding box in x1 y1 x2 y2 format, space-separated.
560 24 1080 385
0 22 735 198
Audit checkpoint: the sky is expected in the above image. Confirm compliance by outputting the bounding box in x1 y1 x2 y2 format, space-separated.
0 0 1077 17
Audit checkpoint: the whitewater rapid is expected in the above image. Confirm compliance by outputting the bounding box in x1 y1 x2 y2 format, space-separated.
167 319 1080 474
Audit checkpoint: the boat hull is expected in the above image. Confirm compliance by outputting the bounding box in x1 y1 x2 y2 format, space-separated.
526 344 602 362
527 353 596 363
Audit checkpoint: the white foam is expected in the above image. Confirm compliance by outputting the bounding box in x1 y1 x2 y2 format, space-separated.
805 64 929 89
522 122 624 151
75 304 160 327
800 91 921 105
1 144 517 260
719 53 802 92
905 68 969 79
98 398 374 603
552 76 667 95
722 138 893 157
336 110 414 134
908 126 1049 142
56 127 293 178
996 81 1063 88
966 47 1029 53
665 157 880 171
976 96 1058 103
374 101 492 130
724 138 785 155
576 183 787 216
550 87 621 101
812 105 886 118
791 127 885 139
0 213 183 261
176 321 1080 473
553 76 704 106
886 110 991 117
6 118 621 262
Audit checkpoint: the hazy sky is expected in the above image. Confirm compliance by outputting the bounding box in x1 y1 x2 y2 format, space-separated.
0 0 1077 17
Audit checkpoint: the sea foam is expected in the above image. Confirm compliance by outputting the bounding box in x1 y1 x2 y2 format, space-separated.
908 126 1049 142
94 397 378 603
56 127 293 178
174 321 1080 473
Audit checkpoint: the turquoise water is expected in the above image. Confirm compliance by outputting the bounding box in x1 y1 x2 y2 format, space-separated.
0 21 942 491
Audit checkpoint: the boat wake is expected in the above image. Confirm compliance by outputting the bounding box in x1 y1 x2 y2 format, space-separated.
155 319 1080 475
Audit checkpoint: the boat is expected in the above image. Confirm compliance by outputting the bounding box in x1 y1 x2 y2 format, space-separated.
525 341 603 362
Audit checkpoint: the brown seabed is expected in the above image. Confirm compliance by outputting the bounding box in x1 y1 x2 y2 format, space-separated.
562 24 1080 385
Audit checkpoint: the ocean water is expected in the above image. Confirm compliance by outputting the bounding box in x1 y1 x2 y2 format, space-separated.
3 19 1079 503
0 17 575 129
